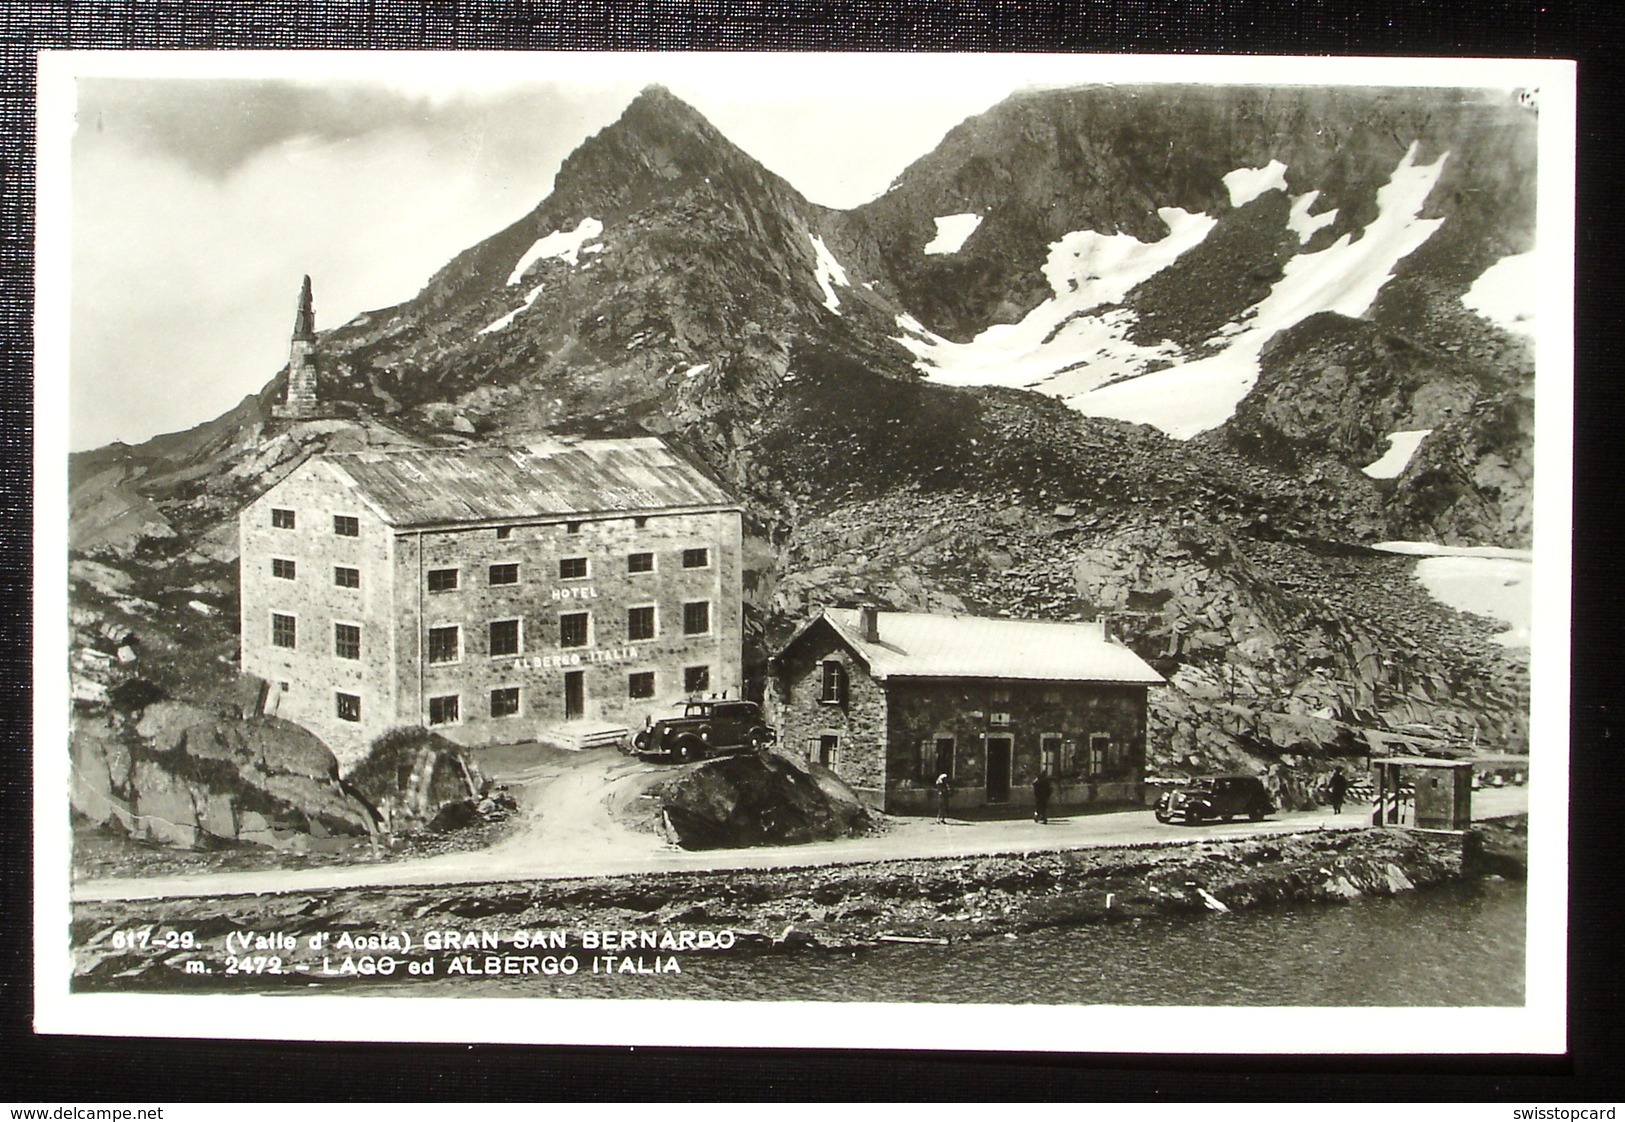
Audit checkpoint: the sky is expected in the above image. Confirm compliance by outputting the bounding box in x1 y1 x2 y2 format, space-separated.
54 53 1062 451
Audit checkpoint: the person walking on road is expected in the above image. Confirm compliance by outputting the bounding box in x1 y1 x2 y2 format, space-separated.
1032 771 1053 824
934 772 953 823
1327 766 1349 815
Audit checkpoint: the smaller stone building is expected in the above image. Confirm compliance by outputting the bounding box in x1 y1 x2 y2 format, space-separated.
768 608 1163 814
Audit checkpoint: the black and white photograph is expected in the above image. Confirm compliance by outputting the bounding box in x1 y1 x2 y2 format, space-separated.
32 49 1574 1054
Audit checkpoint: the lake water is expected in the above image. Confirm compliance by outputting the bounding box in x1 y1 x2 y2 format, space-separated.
391 876 1525 1006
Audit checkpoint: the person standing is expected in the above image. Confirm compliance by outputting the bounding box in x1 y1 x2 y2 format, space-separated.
1327 766 1349 815
1032 771 1053 824
934 772 953 823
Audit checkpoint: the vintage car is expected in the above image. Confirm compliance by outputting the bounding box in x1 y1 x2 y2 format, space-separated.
624 699 776 762
1154 775 1274 825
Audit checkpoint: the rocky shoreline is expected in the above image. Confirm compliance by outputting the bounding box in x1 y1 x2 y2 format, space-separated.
71 816 1525 992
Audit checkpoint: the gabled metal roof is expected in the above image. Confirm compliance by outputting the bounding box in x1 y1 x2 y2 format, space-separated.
316 438 736 528
794 608 1164 686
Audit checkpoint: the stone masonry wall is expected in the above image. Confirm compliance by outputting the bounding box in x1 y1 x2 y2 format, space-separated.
883 680 1148 814
391 508 743 747
240 461 395 770
768 623 888 806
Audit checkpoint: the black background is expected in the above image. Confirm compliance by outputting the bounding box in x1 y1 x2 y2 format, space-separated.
1 0 1619 1103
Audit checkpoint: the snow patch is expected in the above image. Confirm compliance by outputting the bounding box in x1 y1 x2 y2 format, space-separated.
1223 160 1289 207
898 207 1216 392
923 213 983 255
1461 250 1537 337
681 363 711 380
1361 429 1433 478
507 217 603 285
479 283 546 334
809 234 849 313
1374 543 1531 647
1072 143 1449 438
1287 190 1339 244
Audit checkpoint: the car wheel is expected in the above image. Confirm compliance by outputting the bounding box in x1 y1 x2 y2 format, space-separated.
1249 805 1266 821
747 727 771 753
1185 807 1204 825
677 738 704 763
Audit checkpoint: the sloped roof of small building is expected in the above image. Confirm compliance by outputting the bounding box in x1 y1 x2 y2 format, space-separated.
787 608 1163 685
316 438 736 528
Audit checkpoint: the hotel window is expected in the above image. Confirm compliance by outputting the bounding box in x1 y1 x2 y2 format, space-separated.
684 665 710 694
628 551 655 574
335 692 361 723
820 660 846 705
271 507 295 529
272 558 296 580
490 687 520 719
682 547 709 569
427 568 459 593
628 671 656 700
627 605 656 642
560 612 589 649
559 557 588 580
334 623 361 660
682 600 711 636
334 566 360 588
429 695 460 726
489 619 521 658
333 514 359 537
489 563 520 586
427 625 460 664
271 613 296 649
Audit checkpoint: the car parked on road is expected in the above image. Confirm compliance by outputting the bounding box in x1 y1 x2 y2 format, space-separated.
624 699 776 762
1154 775 1274 825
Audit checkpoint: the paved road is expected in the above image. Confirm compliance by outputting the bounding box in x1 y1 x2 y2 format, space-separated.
71 770 1528 904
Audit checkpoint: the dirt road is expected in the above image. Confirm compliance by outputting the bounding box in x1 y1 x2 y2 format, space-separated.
70 750 1530 903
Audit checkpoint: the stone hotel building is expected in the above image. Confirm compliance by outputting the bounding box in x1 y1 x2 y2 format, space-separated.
239 438 742 767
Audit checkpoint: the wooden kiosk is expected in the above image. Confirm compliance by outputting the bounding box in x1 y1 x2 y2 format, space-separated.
1371 757 1474 831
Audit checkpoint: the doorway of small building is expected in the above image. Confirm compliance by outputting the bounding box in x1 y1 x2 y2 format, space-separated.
985 735 1013 802
564 670 585 719
818 734 839 768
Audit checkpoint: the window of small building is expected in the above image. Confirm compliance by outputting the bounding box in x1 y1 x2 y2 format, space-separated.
684 665 710 694
334 566 360 588
489 563 520 586
559 557 588 580
682 600 711 636
489 619 521 658
627 605 656 642
1040 734 1063 776
271 507 295 530
490 687 520 719
560 612 590 649
682 547 709 569
820 660 847 705
818 735 839 768
925 737 955 779
427 568 459 593
271 613 296 649
566 521 582 534
429 695 460 726
627 551 655 574
272 558 296 580
335 692 361 723
1089 734 1111 775
495 526 513 540
634 516 648 529
333 515 360 537
427 625 460 664
628 671 656 700
334 623 361 660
